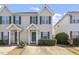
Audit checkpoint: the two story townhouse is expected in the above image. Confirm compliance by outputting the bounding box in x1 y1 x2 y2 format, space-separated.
54 12 79 44
0 5 54 45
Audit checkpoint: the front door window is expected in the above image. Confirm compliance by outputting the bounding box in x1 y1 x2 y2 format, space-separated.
31 32 36 43
15 32 17 44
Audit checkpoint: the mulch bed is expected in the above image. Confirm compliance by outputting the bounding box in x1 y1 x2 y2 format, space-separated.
7 47 25 55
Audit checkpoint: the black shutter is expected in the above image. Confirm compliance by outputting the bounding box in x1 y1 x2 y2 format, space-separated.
70 15 72 24
0 16 2 24
36 16 38 24
13 16 15 24
48 32 50 39
40 16 42 24
70 31 72 39
41 32 43 39
49 16 51 24
19 16 21 24
1 32 3 41
30 16 32 24
9 16 11 24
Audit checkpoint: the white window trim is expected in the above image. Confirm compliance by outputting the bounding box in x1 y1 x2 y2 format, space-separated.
31 16 37 24
15 16 19 24
41 16 49 24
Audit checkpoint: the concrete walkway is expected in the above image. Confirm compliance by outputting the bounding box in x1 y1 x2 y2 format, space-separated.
21 46 74 55
0 46 16 55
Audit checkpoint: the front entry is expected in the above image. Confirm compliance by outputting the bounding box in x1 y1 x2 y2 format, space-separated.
31 32 36 44
15 32 17 44
11 31 17 45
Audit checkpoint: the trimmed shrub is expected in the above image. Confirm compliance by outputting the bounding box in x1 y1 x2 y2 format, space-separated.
0 40 4 45
55 32 69 44
0 40 8 45
73 38 79 46
38 39 56 46
17 41 25 48
3 40 8 45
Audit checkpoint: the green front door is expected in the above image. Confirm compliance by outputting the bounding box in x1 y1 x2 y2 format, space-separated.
15 32 17 44
31 32 36 43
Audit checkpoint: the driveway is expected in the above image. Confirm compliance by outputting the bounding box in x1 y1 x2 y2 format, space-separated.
0 46 16 55
21 46 74 55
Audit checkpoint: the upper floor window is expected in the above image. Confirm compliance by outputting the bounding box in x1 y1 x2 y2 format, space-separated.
6 16 9 24
40 16 51 24
0 16 21 25
70 15 79 24
0 16 12 24
13 16 21 24
15 16 19 24
2 16 9 24
30 16 38 24
2 16 6 24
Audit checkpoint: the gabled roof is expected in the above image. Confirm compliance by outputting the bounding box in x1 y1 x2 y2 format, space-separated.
54 13 68 27
26 23 40 31
54 11 79 27
6 24 21 31
0 5 54 15
0 5 12 14
38 5 54 15
0 6 3 12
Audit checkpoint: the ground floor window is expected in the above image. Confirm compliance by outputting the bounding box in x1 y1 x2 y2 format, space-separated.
41 32 50 39
0 31 9 44
70 31 79 38
0 32 9 40
4 32 9 40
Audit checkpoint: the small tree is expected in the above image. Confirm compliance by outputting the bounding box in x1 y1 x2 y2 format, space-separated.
55 32 69 44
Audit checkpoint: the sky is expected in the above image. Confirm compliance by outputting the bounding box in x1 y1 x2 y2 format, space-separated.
1 4 79 25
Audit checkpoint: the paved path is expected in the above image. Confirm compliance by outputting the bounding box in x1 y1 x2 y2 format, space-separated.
21 46 74 55
0 46 16 55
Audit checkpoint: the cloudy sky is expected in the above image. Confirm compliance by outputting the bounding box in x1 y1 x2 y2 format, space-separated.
0 4 79 25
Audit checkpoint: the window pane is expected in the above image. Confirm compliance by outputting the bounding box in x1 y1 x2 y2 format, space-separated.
15 16 19 24
31 16 36 24
4 32 8 40
6 16 9 24
72 31 79 38
72 16 79 23
41 16 45 24
42 32 48 39
2 16 6 24
46 16 49 24
41 16 49 24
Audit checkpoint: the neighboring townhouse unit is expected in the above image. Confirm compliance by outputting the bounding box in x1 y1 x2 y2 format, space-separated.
0 5 54 45
54 12 79 44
